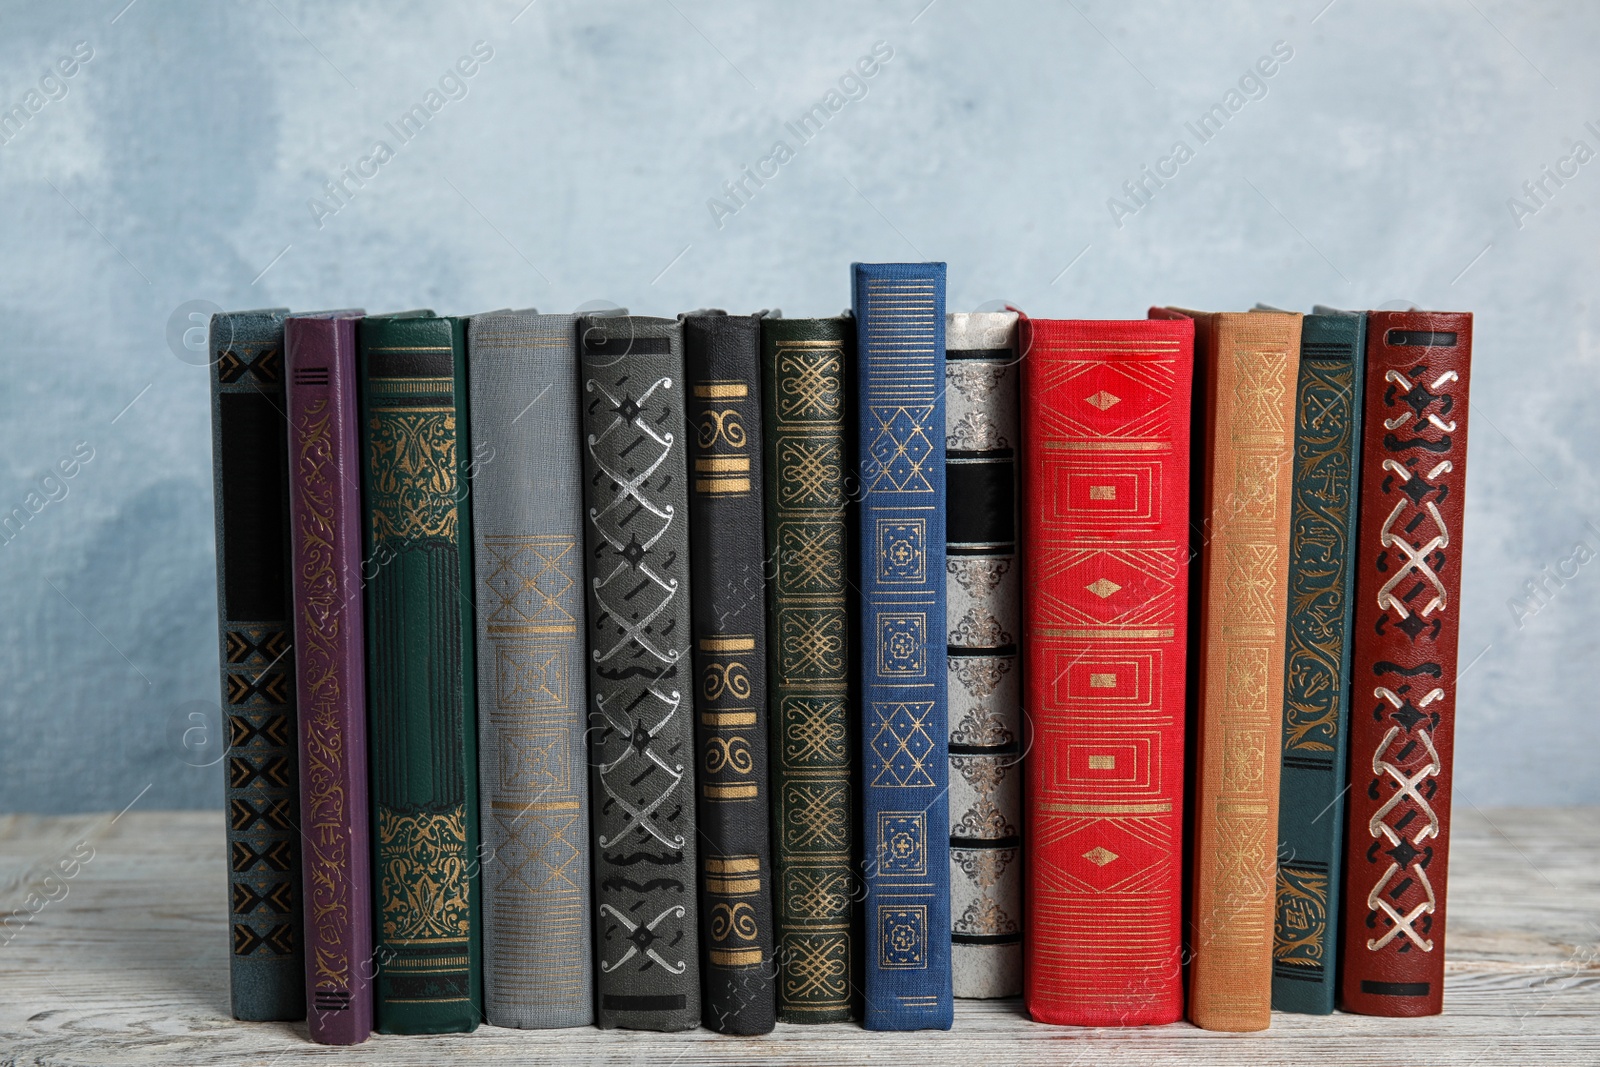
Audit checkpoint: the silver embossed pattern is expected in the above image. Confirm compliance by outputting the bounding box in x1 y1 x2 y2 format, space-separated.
945 311 1023 999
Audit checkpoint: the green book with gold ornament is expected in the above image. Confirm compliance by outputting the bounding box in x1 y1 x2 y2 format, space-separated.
357 311 483 1034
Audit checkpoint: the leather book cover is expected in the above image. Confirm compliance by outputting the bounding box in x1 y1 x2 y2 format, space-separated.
761 315 856 1024
1340 311 1473 1017
1154 307 1301 1032
284 310 373 1044
1019 315 1193 1027
578 314 702 1031
209 307 306 1022
943 312 1023 1000
466 311 593 1029
1271 310 1366 1014
852 262 953 1031
357 311 483 1034
684 311 777 1034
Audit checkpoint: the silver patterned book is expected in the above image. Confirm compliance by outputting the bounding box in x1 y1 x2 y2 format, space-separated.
467 310 593 1028
944 312 1023 998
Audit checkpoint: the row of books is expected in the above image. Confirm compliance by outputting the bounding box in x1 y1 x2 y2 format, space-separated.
209 265 1472 1045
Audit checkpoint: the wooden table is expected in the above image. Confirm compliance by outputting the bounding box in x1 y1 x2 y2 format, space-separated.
0 807 1594 1064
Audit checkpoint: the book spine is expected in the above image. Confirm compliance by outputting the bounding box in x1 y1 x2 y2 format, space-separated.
358 315 483 1034
209 308 306 1022
466 312 593 1028
943 312 1023 1000
285 314 373 1044
684 313 777 1034
1185 312 1302 1032
1340 312 1473 1017
579 316 702 1031
1020 316 1193 1026
852 262 953 1031
1272 313 1366 1015
761 317 856 1024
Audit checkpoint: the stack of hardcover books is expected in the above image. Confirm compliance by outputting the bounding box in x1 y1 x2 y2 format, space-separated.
207 266 1472 1043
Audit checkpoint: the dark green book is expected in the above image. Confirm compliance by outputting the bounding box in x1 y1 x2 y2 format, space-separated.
358 311 483 1034
760 315 856 1023
1273 309 1366 1013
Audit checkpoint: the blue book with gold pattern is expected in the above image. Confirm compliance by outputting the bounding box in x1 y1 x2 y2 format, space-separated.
852 262 953 1031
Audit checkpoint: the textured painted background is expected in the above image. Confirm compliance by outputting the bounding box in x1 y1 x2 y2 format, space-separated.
0 0 1595 812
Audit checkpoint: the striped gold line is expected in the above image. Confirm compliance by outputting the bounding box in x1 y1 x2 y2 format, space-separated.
699 636 755 652
1038 627 1174 639
701 711 756 727
703 783 758 800
696 477 751 493
705 876 762 895
709 948 764 967
1039 801 1172 814
706 856 761 874
695 457 750 472
693 383 748 398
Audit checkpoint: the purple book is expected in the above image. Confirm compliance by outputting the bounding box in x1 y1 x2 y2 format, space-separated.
285 311 373 1044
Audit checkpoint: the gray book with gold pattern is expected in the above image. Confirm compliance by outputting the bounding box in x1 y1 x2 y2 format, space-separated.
944 312 1023 998
467 310 593 1028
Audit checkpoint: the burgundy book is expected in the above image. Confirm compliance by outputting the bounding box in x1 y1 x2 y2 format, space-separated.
1340 311 1472 1017
285 311 374 1044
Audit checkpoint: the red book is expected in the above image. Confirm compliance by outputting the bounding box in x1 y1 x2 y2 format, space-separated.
1341 312 1473 1016
1020 316 1193 1026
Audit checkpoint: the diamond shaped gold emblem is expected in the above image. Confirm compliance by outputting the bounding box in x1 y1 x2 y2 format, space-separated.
1086 578 1122 599
1083 846 1119 867
1085 390 1121 411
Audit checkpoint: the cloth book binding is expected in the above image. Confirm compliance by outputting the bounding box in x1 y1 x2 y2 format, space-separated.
466 310 594 1028
761 315 857 1023
852 262 954 1031
284 309 373 1044
1339 311 1472 1017
358 311 483 1034
684 311 778 1034
1271 309 1367 1014
944 312 1024 999
578 314 702 1031
1154 307 1301 1032
210 307 306 1023
1019 315 1193 1026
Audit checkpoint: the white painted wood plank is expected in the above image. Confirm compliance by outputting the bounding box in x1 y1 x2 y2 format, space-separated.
0 808 1594 1064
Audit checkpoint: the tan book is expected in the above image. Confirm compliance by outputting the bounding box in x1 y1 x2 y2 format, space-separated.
1153 308 1301 1031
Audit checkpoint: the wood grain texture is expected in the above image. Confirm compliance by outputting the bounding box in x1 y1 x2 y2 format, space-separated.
0 807 1596 1064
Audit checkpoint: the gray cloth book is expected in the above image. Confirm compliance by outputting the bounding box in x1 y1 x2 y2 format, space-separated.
467 311 594 1028
578 315 702 1031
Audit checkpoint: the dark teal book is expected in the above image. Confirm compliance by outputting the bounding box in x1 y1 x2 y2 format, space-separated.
209 307 306 1022
1273 308 1366 1013
851 262 953 1031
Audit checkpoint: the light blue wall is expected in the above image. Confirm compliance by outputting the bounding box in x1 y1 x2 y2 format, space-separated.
1 0 1595 812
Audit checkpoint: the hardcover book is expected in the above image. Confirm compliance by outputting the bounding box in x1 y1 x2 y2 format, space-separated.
209 307 306 1023
358 311 483 1034
1340 311 1473 1017
1271 309 1367 1014
1019 315 1194 1026
852 262 953 1031
466 310 593 1029
578 314 702 1031
943 312 1023 999
761 315 857 1024
684 311 777 1034
1154 307 1301 1032
284 310 373 1044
